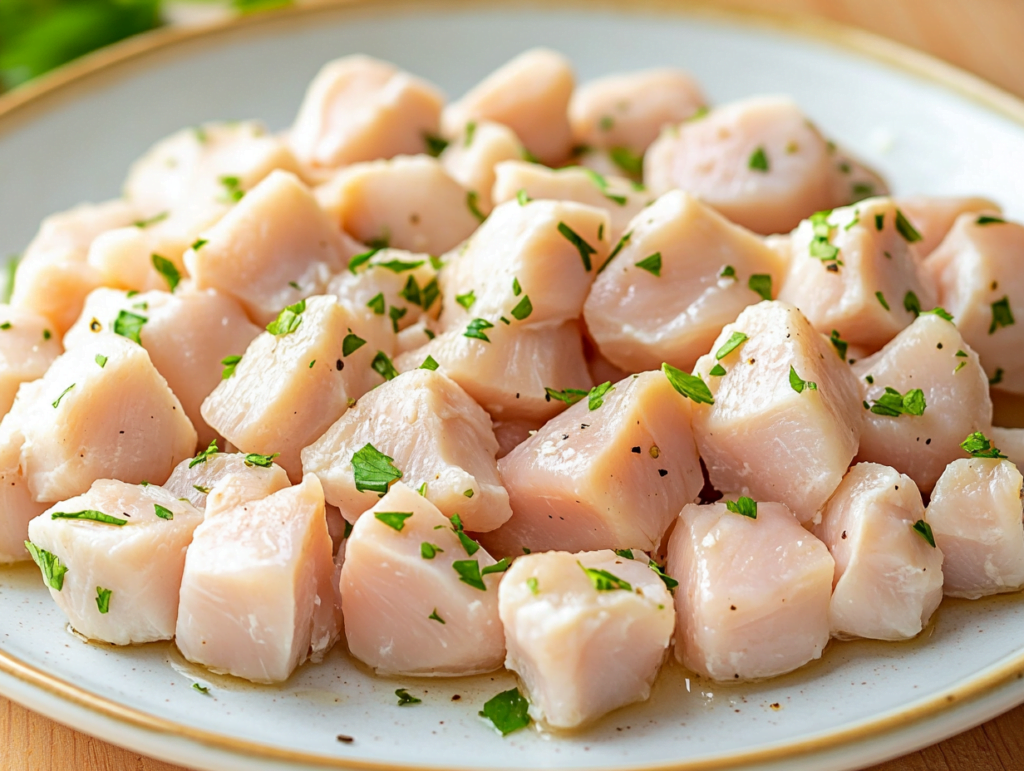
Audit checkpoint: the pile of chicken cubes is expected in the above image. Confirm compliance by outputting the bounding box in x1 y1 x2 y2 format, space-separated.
3 48 1023 732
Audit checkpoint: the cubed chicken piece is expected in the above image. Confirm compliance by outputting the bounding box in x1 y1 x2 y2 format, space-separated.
826 151 889 209
778 200 935 351
395 320 592 423
499 549 674 728
317 155 479 256
922 213 1024 394
491 161 651 241
645 97 846 235
667 500 834 680
896 196 1001 259
927 455 1024 599
175 475 340 682
340 482 505 675
164 451 291 515
201 295 392 481
326 248 441 332
991 428 1024 469
12 200 137 333
185 170 355 325
64 287 261 446
491 418 543 459
569 68 706 154
301 368 511 532
395 319 442 355
0 334 196 503
439 199 609 330
853 313 992 493
480 371 703 557
86 221 192 294
440 121 525 215
442 49 574 167
813 463 943 640
584 190 786 373
0 431 47 564
26 480 202 644
0 306 62 418
691 301 862 523
288 55 445 170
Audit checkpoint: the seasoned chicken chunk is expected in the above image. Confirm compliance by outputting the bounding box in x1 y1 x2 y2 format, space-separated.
569 68 706 154
26 480 202 644
64 287 261 446
164 451 291 515
0 306 62 418
813 463 942 640
288 55 445 170
442 49 574 166
0 434 46 564
778 200 935 351
395 320 592 423
853 313 992 493
326 248 441 332
0 334 195 503
480 371 702 557
499 549 674 728
202 295 392 481
86 221 191 294
301 368 511 532
340 482 505 675
176 475 340 682
896 196 1001 259
667 500 834 680
645 97 850 235
439 198 609 330
584 191 786 373
317 155 479 256
440 120 525 215
927 453 1024 599
691 301 862 523
491 161 651 241
922 213 1024 393
186 170 355 325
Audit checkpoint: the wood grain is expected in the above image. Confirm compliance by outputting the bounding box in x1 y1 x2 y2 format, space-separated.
3 1 1024 769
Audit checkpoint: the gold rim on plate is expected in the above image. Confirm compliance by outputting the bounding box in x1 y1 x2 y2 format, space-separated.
2 1 1024 769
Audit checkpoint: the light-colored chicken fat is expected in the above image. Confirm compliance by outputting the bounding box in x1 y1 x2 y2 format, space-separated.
12 199 138 334
644 97 863 235
339 482 505 676
288 55 445 170
895 196 1002 259
813 463 943 640
164 452 291 515
584 190 787 373
64 287 261 446
499 549 674 729
394 320 593 424
491 161 651 241
691 301 862 523
317 155 479 256
26 480 202 645
0 305 62 419
442 49 575 167
438 198 609 330
300 368 511 532
0 334 196 504
667 500 834 681
853 313 992 493
927 457 1024 599
569 68 707 154
201 295 393 482
922 213 1024 394
440 121 525 215
185 170 356 326
778 199 936 351
480 371 702 557
175 475 340 683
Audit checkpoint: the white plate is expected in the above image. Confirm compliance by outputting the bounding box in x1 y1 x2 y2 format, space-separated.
3 3 1024 770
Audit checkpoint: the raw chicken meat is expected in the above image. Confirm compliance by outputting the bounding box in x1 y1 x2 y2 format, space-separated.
26 480 202 644
667 500 834 680
164 451 291 515
991 427 1024 469
340 482 505 675
0 434 47 564
326 248 441 332
499 549 674 728
440 121 525 215
0 305 62 418
895 196 1001 259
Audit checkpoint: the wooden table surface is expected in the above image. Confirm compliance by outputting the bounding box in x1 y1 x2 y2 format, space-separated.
3 1 1024 769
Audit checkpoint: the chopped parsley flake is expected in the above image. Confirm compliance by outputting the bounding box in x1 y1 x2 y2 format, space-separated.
748 146 769 172
266 300 306 336
511 295 533 321
912 519 936 548
95 354 108 368
450 514 481 556
342 333 366 357
133 211 168 229
599 230 632 273
961 431 1007 459
977 215 1006 226
748 274 772 302
725 496 758 519
580 562 632 591
151 254 181 292
557 222 597 271
191 239 207 251
452 559 486 590
192 683 210 694
614 549 635 559
193 485 210 495
789 365 818 393
371 351 399 381
220 354 241 379
829 329 849 361
874 213 885 231
875 291 890 311
25 541 67 591
348 248 381 274
389 305 407 333
375 511 413 531
428 608 445 624
609 146 643 176
154 504 173 521
989 297 1015 334
464 318 494 342
662 362 714 405
244 453 279 468
113 310 147 344
635 252 662 277
527 577 539 595
715 331 748 360
719 265 736 279
367 292 386 315
894 209 923 242
420 355 440 371
395 688 422 706
51 383 75 409
904 291 921 316
516 189 531 206
352 443 402 495
189 439 219 468
991 368 1005 385
51 510 126 526
421 542 443 559
480 688 531 736
482 558 511 577
377 259 425 273
466 191 486 222
579 167 627 206
544 387 588 405
923 307 954 322
709 363 727 377
464 121 477 146
455 290 476 310
867 386 926 417
423 132 448 157
95 587 112 614
588 381 614 411
218 175 245 203
649 560 678 592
